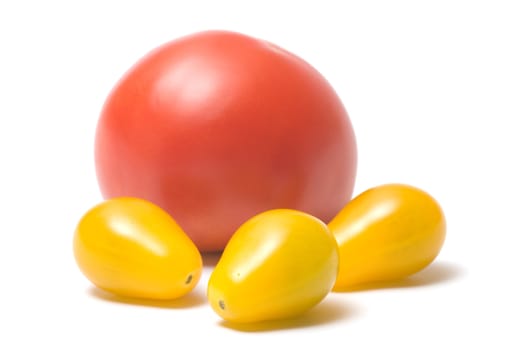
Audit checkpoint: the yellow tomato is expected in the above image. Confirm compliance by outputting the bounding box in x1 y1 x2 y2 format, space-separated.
208 209 338 323
329 184 446 290
73 197 202 300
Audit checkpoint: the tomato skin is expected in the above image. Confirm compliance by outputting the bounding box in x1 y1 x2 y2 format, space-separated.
73 197 202 300
329 184 446 290
207 209 339 323
95 30 357 252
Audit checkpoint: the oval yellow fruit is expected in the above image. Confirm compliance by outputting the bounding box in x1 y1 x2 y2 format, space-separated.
329 184 446 290
73 197 202 300
207 209 339 323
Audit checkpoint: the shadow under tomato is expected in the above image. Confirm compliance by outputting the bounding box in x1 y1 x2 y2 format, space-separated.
201 252 223 267
87 287 207 309
333 261 463 293
218 297 357 332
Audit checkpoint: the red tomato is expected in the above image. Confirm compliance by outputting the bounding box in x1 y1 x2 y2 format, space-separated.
95 30 357 252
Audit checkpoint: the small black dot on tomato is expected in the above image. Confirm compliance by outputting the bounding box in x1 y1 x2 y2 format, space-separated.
219 300 225 310
185 274 193 284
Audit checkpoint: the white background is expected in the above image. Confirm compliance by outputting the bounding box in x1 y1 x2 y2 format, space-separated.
1 0 526 348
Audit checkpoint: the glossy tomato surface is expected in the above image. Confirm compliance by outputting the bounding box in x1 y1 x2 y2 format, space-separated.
96 30 357 251
208 209 338 323
74 197 202 300
329 184 446 290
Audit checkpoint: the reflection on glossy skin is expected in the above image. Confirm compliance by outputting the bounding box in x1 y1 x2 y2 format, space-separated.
329 184 446 291
107 215 168 257
73 197 202 300
153 56 228 121
336 197 399 244
208 209 338 324
228 236 281 284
